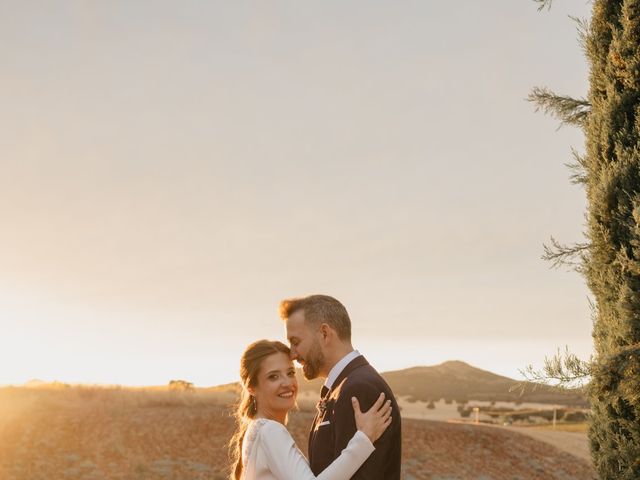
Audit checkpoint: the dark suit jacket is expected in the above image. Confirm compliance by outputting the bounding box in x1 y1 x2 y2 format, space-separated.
308 356 402 479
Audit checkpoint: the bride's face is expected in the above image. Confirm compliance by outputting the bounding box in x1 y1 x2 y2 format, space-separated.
252 352 298 416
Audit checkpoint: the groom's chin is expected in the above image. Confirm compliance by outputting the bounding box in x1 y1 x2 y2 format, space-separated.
302 366 318 380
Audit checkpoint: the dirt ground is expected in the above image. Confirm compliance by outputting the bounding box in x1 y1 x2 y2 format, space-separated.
0 387 596 480
502 426 590 462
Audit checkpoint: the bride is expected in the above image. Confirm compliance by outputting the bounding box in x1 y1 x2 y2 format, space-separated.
228 339 393 480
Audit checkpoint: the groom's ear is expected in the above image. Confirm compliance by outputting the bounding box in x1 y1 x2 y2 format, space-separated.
319 323 332 343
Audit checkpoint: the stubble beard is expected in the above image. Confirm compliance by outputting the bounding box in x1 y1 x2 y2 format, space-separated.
301 342 325 380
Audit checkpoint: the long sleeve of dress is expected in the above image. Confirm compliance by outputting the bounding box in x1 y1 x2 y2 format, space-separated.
260 420 374 480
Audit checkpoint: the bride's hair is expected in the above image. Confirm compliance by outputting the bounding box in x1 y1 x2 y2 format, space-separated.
228 339 291 480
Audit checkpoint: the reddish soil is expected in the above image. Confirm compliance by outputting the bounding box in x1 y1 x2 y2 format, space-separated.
0 387 596 480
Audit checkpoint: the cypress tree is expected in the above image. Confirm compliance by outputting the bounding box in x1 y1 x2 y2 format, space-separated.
530 1 640 477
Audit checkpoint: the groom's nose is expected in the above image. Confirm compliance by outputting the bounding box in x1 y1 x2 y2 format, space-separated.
289 347 298 360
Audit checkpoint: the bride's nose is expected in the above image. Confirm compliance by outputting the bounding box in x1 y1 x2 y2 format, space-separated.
281 376 294 387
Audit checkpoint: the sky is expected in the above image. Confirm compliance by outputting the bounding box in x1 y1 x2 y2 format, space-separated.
1 0 595 387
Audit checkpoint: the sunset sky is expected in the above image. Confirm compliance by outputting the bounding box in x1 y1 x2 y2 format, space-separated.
1 0 594 387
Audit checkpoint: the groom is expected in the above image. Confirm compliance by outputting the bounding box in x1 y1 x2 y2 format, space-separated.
280 294 401 479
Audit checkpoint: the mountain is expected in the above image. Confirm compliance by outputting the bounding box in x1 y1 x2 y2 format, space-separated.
294 360 588 406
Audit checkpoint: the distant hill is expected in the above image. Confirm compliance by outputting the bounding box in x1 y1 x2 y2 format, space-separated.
291 360 588 406
16 361 587 407
380 361 587 406
24 360 584 407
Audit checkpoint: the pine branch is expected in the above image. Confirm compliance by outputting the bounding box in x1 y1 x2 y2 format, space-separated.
516 346 592 392
534 0 553 12
570 16 590 55
542 236 590 272
528 86 591 128
565 147 588 185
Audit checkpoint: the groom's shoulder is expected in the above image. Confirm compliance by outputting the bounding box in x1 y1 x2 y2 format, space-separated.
348 361 382 382
337 360 390 395
347 357 385 382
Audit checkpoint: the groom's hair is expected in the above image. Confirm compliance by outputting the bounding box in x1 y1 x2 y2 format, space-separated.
279 294 352 341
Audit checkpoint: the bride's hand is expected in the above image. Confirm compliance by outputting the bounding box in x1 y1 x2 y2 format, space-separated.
351 392 392 443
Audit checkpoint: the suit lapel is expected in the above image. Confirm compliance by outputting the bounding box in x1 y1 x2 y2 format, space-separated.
308 356 370 460
328 355 369 397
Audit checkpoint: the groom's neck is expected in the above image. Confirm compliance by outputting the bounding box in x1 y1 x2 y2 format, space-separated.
322 343 354 377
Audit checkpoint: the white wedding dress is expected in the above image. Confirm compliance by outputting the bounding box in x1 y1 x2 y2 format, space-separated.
241 418 374 480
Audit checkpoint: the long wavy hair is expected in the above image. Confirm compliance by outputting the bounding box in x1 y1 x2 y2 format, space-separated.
228 339 291 480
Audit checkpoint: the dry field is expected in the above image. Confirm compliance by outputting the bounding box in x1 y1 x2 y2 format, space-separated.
0 386 596 480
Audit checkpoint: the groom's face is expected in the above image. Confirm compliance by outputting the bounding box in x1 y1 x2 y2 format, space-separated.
285 309 326 380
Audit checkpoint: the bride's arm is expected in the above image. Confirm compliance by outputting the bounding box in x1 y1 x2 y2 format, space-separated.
260 421 374 480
